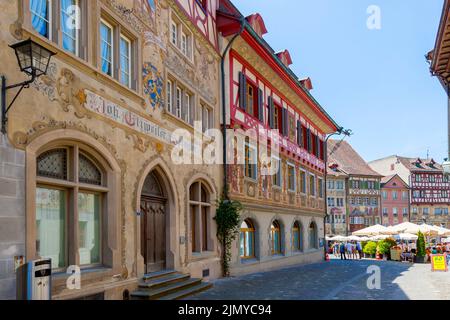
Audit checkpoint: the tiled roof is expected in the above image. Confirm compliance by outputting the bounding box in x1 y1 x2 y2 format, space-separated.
397 156 443 172
326 168 348 178
328 140 382 177
380 174 409 188
381 174 397 185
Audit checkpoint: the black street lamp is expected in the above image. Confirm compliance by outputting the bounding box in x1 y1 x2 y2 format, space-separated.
1 39 56 134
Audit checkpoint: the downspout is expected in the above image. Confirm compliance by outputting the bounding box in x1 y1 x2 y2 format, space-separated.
221 19 245 200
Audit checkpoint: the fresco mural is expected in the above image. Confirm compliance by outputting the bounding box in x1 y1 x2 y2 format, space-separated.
143 62 164 109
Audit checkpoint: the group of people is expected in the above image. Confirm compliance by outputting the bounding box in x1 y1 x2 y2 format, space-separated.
427 242 450 256
330 241 362 260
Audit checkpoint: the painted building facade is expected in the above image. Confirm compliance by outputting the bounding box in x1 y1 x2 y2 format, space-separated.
217 0 339 275
325 164 348 236
370 156 450 228
328 140 382 233
380 174 410 226
0 0 223 300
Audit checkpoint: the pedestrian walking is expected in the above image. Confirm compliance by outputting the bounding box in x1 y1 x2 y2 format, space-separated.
340 242 346 260
346 242 353 260
356 242 362 259
333 242 339 257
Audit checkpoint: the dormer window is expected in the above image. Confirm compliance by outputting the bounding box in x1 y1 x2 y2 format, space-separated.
427 159 436 168
413 158 422 168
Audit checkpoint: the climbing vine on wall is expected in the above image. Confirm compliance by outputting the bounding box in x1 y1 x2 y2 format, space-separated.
215 199 243 277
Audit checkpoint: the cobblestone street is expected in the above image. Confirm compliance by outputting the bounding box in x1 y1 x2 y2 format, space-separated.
190 259 450 300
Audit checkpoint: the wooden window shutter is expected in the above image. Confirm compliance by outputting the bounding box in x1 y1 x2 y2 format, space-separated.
320 139 325 160
239 72 247 110
282 108 287 136
315 135 320 157
307 128 311 152
297 120 302 146
258 88 264 122
268 96 274 129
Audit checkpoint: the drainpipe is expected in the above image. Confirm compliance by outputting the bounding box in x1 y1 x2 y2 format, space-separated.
220 18 245 201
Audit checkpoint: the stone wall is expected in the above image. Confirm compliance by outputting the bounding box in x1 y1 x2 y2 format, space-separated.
0 132 26 300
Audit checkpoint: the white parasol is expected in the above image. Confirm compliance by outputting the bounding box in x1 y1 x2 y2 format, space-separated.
396 233 418 241
352 224 388 236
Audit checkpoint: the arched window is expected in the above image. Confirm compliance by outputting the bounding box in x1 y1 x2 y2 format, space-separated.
36 147 106 270
309 222 318 249
189 181 211 253
240 219 255 259
270 220 282 255
292 221 303 252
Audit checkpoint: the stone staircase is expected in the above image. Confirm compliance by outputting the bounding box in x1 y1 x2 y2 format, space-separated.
130 270 212 300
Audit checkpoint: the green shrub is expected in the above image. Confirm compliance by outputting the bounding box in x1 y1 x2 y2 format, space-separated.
377 238 396 255
361 241 368 251
363 241 377 256
416 231 426 258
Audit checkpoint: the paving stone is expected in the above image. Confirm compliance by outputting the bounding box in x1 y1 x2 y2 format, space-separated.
188 259 450 300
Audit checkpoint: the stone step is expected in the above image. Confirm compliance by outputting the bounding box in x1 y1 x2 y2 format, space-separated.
131 278 203 300
142 269 177 281
159 282 213 300
139 273 191 289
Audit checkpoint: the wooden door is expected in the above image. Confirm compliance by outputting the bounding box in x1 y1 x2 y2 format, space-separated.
141 196 166 273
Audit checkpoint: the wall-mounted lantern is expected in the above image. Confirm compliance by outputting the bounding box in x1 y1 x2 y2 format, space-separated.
1 39 56 134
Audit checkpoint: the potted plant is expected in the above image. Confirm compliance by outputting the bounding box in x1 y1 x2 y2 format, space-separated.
378 238 397 260
363 241 377 259
415 231 426 264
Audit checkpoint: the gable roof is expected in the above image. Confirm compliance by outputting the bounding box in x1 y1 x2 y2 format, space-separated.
397 156 443 172
380 174 409 188
217 0 340 134
328 140 382 177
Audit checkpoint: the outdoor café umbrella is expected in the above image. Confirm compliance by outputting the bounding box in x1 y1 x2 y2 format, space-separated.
396 233 418 241
433 226 450 237
353 224 388 236
388 222 419 234
347 235 364 241
370 234 390 241
401 223 440 236
381 225 400 235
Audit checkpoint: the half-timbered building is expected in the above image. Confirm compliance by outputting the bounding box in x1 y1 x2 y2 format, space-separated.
217 0 340 275
328 140 382 233
370 156 450 228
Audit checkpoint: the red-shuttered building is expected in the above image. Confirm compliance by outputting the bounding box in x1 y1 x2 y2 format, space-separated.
217 0 340 275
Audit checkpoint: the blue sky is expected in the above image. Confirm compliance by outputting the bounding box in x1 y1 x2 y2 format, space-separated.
232 0 447 163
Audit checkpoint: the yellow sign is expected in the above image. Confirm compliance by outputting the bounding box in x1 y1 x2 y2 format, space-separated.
431 255 448 272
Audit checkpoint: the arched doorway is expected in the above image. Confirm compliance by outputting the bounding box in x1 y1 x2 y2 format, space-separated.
140 171 167 273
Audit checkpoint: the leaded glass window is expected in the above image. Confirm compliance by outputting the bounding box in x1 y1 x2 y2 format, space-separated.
270 220 282 255
240 219 255 259
36 146 107 270
309 222 318 249
79 154 102 186
293 221 302 252
37 148 68 180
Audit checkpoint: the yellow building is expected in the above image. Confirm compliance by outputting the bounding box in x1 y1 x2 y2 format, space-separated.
0 0 222 299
